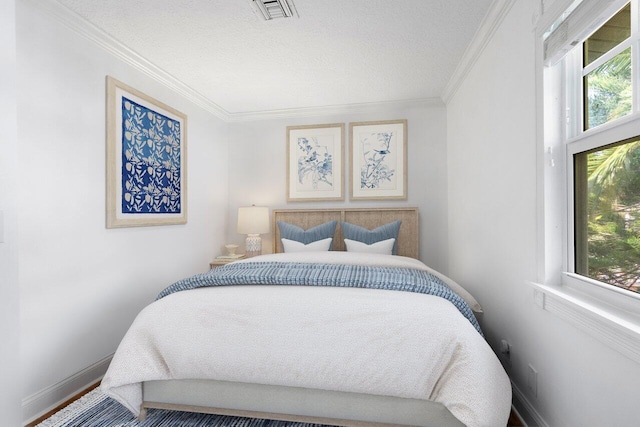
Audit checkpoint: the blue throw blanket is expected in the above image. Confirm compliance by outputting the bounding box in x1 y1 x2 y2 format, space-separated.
158 262 482 334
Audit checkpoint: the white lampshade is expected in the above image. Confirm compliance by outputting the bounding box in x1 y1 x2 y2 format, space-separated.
237 206 270 235
237 206 270 258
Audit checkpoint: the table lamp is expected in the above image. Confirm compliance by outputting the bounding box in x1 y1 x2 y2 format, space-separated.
237 205 270 257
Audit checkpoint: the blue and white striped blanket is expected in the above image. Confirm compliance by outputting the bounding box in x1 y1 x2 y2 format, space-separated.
158 261 482 334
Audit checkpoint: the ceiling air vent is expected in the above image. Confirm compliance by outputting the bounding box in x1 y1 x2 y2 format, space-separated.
248 0 298 20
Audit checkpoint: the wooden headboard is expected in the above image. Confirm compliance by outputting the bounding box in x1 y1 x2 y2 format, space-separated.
272 207 419 258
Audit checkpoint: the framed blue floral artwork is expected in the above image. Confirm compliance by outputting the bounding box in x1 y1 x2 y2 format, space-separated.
286 123 344 201
350 120 407 200
106 76 187 228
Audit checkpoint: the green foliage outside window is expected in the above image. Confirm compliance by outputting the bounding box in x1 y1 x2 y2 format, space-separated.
586 140 640 293
582 45 640 294
585 48 632 129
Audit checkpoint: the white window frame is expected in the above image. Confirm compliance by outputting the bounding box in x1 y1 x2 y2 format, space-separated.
565 118 640 316
564 0 640 299
536 0 640 364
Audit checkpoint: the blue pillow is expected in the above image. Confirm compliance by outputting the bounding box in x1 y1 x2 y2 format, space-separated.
341 220 402 255
277 221 338 249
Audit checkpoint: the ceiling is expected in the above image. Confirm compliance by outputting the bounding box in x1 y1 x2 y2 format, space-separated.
56 0 494 114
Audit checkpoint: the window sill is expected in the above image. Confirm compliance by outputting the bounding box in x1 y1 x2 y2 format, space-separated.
527 279 640 364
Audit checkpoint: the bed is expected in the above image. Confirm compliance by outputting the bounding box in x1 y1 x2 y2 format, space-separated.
101 208 511 427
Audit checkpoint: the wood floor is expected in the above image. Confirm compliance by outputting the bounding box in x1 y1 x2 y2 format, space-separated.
27 382 526 427
25 381 101 427
508 408 525 427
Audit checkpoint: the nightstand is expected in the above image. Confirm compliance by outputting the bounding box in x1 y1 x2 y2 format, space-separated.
209 257 245 269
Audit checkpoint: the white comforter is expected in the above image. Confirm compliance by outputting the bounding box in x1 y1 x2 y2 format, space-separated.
101 253 511 426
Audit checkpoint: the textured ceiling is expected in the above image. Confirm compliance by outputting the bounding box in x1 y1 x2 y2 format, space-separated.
56 0 493 114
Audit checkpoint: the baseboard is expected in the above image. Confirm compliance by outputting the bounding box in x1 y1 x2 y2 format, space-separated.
511 381 549 427
22 353 113 425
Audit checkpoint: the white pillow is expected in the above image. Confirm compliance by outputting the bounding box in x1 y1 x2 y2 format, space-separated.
344 238 395 255
281 237 333 253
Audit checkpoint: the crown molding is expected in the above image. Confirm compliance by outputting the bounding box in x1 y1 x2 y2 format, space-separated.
441 0 517 104
35 0 445 123
225 97 444 122
32 0 231 121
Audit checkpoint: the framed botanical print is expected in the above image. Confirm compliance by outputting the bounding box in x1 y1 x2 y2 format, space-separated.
350 119 407 200
106 76 187 228
286 123 345 201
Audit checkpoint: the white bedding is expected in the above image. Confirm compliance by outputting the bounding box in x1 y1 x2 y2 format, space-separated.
101 253 511 427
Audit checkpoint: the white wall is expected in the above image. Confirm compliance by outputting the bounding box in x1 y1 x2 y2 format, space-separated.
447 2 640 426
0 0 22 425
17 1 229 420
226 103 450 273
19 0 640 425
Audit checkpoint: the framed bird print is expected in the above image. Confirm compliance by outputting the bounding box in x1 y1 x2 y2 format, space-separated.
287 123 345 201
350 119 407 200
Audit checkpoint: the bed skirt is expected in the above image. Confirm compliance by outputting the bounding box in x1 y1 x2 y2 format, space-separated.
140 379 466 427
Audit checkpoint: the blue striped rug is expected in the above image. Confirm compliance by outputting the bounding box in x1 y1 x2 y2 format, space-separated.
37 388 329 427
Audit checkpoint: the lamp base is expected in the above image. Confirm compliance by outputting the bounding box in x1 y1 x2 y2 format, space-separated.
245 234 262 258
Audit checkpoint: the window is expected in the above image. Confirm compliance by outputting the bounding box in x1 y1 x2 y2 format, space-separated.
553 0 640 296
574 137 640 293
583 4 631 130
583 4 631 67
540 0 640 364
